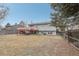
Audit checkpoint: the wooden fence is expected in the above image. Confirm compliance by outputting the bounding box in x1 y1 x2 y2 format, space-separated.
65 34 79 48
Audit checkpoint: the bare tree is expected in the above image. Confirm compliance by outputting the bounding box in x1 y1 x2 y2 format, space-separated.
0 5 9 21
0 5 9 31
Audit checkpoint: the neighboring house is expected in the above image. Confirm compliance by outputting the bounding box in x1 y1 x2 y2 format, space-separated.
0 21 56 35
0 25 3 31
0 23 19 35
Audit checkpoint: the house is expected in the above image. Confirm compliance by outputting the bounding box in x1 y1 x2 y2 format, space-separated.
29 22 56 35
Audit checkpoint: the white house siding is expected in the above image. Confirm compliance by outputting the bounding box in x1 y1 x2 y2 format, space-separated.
33 24 56 35
71 25 79 30
65 24 79 31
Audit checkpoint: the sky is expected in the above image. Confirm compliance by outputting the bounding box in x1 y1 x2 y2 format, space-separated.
0 3 53 26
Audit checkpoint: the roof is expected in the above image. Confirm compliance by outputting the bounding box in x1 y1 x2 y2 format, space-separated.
37 26 56 31
29 22 51 26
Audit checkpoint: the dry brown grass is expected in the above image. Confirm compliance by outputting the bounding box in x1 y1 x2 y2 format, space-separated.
0 34 78 56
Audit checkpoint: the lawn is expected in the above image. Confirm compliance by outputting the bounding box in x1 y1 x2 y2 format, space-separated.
0 34 78 56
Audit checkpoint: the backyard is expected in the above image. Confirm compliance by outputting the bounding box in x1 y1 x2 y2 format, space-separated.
0 34 78 55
